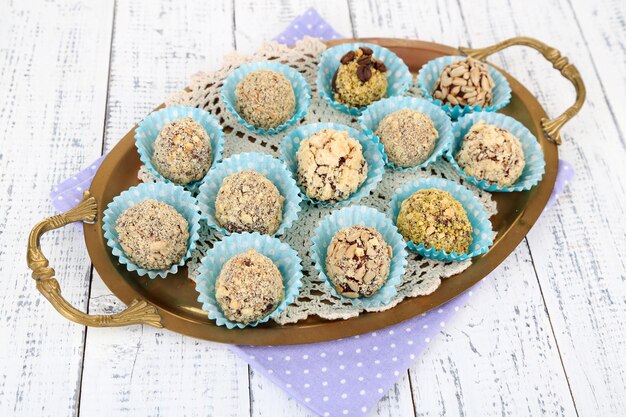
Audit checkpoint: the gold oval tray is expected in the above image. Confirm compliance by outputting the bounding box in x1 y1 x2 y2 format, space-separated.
27 37 584 345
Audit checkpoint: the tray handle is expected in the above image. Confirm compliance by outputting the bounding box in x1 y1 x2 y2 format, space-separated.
459 36 586 145
26 191 163 328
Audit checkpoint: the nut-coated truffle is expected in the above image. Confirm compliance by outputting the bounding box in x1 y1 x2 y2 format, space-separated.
333 47 388 108
432 57 494 107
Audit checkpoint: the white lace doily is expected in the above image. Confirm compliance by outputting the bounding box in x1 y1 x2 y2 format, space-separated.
139 37 497 324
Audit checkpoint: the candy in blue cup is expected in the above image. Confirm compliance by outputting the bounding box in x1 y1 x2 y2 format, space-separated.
279 122 385 207
417 55 511 119
102 182 202 279
447 112 545 192
389 178 494 261
221 61 311 135
196 152 302 236
358 96 453 171
310 205 407 308
134 106 225 191
316 42 413 116
195 232 303 329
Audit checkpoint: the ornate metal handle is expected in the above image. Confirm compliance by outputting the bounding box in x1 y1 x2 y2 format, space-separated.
460 36 586 145
26 190 163 328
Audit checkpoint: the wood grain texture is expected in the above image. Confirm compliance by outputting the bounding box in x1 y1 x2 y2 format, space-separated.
0 1 113 416
79 1 250 416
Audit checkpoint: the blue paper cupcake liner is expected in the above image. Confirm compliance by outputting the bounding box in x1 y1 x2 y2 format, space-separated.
195 232 304 329
389 178 494 261
447 112 546 192
358 96 453 171
134 106 225 191
279 122 385 207
102 182 202 279
310 205 407 308
316 42 413 116
417 55 512 119
221 61 311 135
196 152 303 236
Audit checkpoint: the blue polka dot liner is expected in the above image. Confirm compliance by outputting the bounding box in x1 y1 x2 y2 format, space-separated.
195 232 304 329
358 96 454 171
417 55 512 119
311 205 408 309
447 112 545 192
316 42 413 116
389 178 494 261
221 61 311 136
196 152 302 236
102 181 202 279
279 122 385 207
134 106 225 192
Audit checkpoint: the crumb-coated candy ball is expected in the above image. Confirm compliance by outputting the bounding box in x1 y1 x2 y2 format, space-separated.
296 128 368 202
456 120 525 187
115 199 189 270
235 69 296 130
215 170 285 235
375 109 439 167
325 225 392 298
396 189 472 254
332 47 388 108
215 249 284 324
432 57 494 107
152 117 213 185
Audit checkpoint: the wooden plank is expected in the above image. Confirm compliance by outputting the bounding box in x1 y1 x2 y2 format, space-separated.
78 1 250 416
234 1 418 416
0 1 114 416
349 1 579 415
455 1 626 415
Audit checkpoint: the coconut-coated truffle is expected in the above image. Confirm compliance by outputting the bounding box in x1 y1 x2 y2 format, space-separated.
456 120 525 187
296 128 368 202
152 117 213 185
215 249 284 324
215 170 284 235
332 47 388 108
325 225 392 298
235 69 296 129
115 199 189 270
396 189 472 254
375 109 438 167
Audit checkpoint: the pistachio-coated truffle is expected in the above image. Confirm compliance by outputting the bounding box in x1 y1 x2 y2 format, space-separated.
333 47 388 108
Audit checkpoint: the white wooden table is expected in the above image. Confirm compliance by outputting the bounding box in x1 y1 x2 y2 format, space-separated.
1 1 625 416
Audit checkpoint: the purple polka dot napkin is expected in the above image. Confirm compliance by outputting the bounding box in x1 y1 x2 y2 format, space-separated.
49 8 575 417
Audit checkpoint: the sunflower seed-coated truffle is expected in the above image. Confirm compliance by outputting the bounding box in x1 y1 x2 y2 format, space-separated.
396 189 472 254
152 117 213 185
235 69 296 129
432 57 495 107
456 120 525 186
215 170 284 235
215 249 284 324
375 109 438 167
333 47 388 108
325 225 392 298
296 128 368 202
115 199 189 270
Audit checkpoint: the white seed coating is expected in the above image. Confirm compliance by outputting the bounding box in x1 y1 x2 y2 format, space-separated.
115 199 189 270
215 249 285 324
456 120 526 186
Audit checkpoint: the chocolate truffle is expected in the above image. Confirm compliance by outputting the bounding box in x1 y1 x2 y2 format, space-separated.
296 128 368 202
375 109 438 167
115 199 189 270
235 69 296 129
215 170 285 235
333 47 388 108
152 117 213 185
396 189 472 254
456 120 525 186
325 225 392 298
432 57 494 107
215 249 285 324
